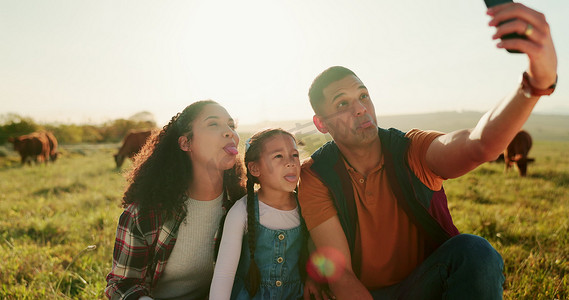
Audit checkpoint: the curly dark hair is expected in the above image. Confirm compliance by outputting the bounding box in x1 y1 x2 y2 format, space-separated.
122 100 246 220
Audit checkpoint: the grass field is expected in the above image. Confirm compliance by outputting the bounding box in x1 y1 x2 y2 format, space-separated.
0 139 567 299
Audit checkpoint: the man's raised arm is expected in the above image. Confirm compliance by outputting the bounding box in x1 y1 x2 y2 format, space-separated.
426 2 557 180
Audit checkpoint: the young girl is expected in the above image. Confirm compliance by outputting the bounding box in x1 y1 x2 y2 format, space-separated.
210 128 314 299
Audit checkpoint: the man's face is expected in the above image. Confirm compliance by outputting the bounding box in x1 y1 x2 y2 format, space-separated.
314 75 378 147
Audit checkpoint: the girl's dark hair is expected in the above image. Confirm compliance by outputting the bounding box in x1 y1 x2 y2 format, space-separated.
122 100 245 221
243 128 296 297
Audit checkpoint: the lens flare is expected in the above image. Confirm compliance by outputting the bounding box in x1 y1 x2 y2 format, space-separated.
306 247 346 283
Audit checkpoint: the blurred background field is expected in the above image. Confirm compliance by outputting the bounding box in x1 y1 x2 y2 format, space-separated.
0 116 568 299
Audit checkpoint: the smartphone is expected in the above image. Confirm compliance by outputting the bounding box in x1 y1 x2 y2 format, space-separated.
484 0 525 53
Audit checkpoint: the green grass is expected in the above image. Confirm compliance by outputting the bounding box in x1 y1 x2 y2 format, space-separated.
444 141 569 300
0 141 567 299
0 146 125 299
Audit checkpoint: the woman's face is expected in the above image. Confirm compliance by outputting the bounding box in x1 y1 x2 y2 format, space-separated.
182 103 239 171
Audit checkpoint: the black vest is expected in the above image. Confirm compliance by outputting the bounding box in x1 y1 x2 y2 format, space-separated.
309 127 458 257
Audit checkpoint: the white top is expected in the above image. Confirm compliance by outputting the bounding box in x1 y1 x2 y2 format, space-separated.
151 193 224 300
209 195 301 300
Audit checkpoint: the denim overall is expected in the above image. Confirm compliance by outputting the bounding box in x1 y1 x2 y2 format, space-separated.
231 196 305 300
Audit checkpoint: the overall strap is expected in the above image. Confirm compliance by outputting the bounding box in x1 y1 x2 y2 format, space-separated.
294 190 310 282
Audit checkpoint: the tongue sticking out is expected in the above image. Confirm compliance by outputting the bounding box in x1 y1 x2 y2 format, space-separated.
224 146 238 155
285 175 297 182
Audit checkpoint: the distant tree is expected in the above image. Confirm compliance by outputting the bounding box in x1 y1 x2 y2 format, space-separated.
44 124 103 144
0 113 40 144
128 111 156 125
0 112 158 145
51 124 84 144
100 113 156 143
100 119 132 143
81 125 104 143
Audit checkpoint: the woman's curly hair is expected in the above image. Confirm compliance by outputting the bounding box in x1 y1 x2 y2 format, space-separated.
122 100 246 220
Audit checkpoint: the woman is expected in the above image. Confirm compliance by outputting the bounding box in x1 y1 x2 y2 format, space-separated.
105 100 246 300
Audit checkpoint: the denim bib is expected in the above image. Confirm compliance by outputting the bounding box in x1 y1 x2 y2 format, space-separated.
231 195 305 300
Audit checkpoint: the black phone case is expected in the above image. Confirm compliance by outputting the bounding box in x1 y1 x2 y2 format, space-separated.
484 0 525 53
484 0 513 7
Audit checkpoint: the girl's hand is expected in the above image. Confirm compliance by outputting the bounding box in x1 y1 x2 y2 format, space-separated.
303 277 336 300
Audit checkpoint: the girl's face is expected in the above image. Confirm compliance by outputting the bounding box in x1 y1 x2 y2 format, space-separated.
249 133 300 193
180 103 239 171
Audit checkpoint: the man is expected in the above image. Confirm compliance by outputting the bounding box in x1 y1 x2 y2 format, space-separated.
299 3 557 299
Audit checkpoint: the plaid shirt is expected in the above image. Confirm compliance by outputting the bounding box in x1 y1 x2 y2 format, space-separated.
105 203 186 300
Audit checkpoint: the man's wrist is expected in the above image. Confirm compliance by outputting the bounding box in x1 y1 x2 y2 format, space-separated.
520 71 558 98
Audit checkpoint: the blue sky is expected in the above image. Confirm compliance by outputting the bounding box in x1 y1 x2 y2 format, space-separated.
1 0 567 126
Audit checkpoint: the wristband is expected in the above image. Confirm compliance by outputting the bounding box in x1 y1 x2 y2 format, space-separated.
521 71 557 98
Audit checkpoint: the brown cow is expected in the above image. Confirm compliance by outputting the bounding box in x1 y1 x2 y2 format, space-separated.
114 130 153 168
504 130 534 177
8 133 50 165
40 131 59 162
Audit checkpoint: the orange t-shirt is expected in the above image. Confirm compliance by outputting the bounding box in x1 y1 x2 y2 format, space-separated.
298 129 444 289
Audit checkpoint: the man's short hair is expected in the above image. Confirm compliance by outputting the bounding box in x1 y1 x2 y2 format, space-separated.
308 66 358 115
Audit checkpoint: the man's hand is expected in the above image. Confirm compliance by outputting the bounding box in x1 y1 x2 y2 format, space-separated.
328 269 373 300
308 217 373 300
488 3 557 88
303 277 336 300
